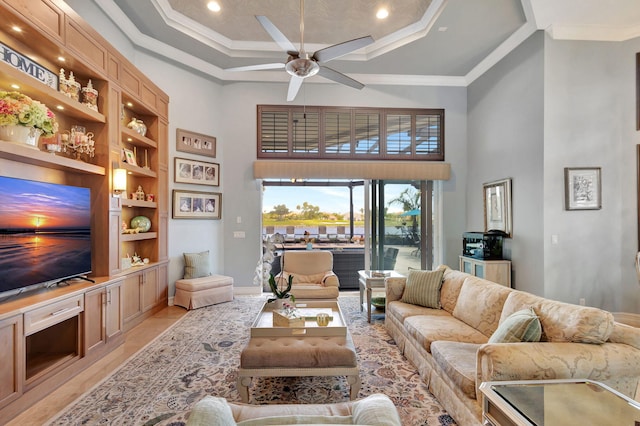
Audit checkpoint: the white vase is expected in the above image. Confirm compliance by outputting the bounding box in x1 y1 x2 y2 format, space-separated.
272 298 285 309
0 125 42 149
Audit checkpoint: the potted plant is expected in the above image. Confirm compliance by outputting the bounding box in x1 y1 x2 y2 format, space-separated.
254 232 295 306
0 91 59 148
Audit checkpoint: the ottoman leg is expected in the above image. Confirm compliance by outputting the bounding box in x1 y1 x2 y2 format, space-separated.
347 374 361 400
237 375 252 403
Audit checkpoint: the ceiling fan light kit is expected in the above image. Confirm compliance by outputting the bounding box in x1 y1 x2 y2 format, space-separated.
225 0 374 101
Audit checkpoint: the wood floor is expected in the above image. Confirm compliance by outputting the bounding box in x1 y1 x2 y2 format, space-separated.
6 305 187 426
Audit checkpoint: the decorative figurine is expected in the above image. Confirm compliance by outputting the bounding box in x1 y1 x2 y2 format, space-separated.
135 185 145 201
81 79 98 111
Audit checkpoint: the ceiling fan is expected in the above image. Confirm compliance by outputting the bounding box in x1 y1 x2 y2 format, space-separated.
226 0 374 101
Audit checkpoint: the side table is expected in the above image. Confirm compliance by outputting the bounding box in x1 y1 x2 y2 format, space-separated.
480 379 640 425
358 270 404 323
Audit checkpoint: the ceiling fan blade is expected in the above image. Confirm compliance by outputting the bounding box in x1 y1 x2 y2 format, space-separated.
287 76 304 101
256 15 297 53
226 63 285 72
317 66 364 90
312 36 374 63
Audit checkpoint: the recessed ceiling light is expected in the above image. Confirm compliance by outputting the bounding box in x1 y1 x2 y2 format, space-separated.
58 56 66 62
56 105 64 110
207 1 221 12
376 8 389 20
10 84 20 89
126 102 133 107
11 26 22 32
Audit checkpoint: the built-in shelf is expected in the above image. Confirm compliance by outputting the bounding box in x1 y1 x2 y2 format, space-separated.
121 199 157 208
121 128 157 149
120 231 158 242
0 62 106 124
0 142 105 175
121 162 156 178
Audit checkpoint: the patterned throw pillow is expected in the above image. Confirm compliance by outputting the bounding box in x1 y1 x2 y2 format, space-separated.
400 267 445 308
489 307 542 343
183 250 211 279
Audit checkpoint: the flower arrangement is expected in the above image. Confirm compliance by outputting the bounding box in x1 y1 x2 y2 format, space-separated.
0 91 59 136
253 232 295 303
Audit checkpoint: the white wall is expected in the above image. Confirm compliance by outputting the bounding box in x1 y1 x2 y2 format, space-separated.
544 35 640 312
467 31 545 295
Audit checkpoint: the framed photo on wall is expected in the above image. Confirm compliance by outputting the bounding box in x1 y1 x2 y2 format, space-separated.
483 178 512 237
176 128 216 158
172 190 221 219
564 167 601 210
174 157 219 186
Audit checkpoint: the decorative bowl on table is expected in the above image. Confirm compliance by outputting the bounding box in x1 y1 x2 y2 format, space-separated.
371 297 386 310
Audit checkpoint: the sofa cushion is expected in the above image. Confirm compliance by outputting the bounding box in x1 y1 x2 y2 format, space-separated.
183 250 211 279
489 307 542 343
431 341 480 400
187 396 236 426
452 277 513 338
404 314 488 353
501 291 615 344
440 267 469 314
352 393 403 425
401 267 445 308
386 301 451 326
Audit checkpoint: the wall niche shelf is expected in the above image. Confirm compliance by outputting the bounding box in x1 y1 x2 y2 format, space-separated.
0 143 105 175
121 199 157 208
121 232 158 242
122 128 157 149
121 162 156 178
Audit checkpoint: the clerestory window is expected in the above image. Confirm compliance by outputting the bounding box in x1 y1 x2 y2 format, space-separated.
258 105 444 161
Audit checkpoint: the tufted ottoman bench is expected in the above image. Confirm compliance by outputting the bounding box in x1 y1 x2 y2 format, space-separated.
237 334 360 402
174 275 234 310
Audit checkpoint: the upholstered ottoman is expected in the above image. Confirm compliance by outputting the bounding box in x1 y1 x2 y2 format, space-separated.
174 275 233 309
237 335 360 402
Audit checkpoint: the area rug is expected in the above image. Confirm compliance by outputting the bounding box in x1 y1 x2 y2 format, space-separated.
48 295 456 426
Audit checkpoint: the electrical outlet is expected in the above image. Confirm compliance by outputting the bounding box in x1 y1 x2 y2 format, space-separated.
579 298 586 306
233 231 245 238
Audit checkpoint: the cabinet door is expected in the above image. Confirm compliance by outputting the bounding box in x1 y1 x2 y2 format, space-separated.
474 263 485 279
84 287 106 354
141 267 158 313
105 281 123 340
123 273 142 324
0 315 23 409
460 257 473 274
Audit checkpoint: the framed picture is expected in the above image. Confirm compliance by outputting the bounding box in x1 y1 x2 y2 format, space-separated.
172 189 221 219
175 157 219 186
564 167 601 210
123 148 137 166
176 128 216 158
483 178 512 237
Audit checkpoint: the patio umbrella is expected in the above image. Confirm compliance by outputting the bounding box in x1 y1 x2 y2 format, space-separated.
400 209 421 216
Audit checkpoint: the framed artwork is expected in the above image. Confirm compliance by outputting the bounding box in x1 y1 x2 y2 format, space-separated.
172 189 221 219
174 157 219 186
483 178 512 237
123 148 137 166
176 128 216 158
637 53 640 130
565 167 601 210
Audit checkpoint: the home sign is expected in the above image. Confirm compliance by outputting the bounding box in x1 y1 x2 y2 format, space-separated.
0 41 58 89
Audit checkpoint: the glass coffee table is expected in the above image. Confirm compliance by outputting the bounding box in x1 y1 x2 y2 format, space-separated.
480 379 640 426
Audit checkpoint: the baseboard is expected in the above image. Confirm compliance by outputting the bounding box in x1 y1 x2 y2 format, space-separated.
233 286 263 296
613 312 640 327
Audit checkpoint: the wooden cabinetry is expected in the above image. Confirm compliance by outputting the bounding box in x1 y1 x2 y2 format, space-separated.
0 0 169 421
0 315 23 409
459 256 512 287
85 280 123 355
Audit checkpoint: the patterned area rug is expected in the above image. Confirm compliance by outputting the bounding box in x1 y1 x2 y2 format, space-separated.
48 295 456 426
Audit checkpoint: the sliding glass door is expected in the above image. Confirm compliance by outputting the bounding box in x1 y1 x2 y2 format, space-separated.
369 180 436 273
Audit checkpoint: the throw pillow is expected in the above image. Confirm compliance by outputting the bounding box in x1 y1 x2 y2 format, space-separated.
400 267 445 308
489 307 542 343
186 396 235 426
183 250 211 279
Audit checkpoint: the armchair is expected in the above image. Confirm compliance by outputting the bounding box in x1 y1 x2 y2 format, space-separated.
277 250 340 299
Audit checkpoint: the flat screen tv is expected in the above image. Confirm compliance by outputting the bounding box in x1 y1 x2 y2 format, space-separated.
0 175 92 295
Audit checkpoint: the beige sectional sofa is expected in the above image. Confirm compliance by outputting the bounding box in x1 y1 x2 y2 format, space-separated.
385 266 640 426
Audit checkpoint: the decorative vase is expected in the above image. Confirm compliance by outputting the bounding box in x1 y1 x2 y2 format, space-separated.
0 125 42 149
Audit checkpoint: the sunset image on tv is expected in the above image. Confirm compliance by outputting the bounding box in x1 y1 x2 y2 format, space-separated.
0 176 92 293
